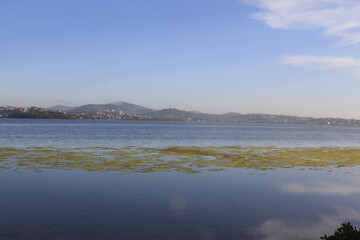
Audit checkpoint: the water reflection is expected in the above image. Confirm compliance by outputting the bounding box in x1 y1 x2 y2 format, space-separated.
282 181 360 195
251 207 360 240
198 229 216 240
170 194 187 215
2 165 360 239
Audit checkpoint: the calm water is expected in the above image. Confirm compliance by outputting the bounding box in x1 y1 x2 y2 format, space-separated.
1 119 360 240
1 118 360 147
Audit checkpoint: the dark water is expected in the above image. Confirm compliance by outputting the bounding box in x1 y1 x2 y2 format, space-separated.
1 119 360 240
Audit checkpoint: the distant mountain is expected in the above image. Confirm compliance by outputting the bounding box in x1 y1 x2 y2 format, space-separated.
67 101 155 115
147 108 218 121
42 101 360 126
49 105 75 111
148 109 360 126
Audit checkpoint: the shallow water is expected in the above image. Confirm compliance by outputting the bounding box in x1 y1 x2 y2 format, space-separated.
1 119 360 240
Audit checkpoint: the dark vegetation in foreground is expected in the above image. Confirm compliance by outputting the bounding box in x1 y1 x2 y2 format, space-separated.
1 146 360 173
321 222 360 240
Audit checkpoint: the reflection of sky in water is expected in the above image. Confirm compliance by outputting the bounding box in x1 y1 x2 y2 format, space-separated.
252 207 360 240
1 167 360 239
249 169 360 240
170 194 187 216
282 182 360 195
281 166 360 196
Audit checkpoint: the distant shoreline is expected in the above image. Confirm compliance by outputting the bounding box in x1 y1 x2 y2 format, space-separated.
2 117 360 128
2 104 360 126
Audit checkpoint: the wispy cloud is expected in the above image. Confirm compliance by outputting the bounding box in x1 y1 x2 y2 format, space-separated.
244 0 360 46
281 181 360 195
282 55 360 69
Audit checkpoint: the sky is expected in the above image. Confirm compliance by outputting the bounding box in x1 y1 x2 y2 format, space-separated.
2 0 360 118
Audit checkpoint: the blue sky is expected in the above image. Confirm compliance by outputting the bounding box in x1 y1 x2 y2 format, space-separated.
2 0 360 118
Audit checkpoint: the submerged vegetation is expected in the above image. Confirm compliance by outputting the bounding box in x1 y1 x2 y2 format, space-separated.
1 146 360 173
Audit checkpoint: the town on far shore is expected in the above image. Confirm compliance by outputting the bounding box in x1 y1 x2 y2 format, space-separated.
1 102 360 126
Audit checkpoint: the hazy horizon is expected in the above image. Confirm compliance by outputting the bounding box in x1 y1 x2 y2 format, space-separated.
1 100 357 120
2 0 360 118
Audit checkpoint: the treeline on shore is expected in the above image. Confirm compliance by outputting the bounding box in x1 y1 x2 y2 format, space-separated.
7 109 75 119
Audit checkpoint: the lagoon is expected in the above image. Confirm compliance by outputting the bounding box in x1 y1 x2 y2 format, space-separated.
1 119 360 239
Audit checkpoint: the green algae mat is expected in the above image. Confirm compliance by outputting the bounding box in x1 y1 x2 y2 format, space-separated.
1 146 360 173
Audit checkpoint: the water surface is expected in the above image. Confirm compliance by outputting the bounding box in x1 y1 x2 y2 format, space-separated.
2 118 360 147
1 119 360 240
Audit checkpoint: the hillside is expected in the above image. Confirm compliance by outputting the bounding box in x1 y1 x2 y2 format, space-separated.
45 101 360 126
0 107 75 119
60 101 155 115
49 105 75 111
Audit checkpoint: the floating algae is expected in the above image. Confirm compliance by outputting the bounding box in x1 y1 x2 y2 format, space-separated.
1 146 360 173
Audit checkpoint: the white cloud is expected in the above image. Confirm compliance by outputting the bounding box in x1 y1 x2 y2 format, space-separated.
282 181 360 195
244 0 360 45
282 55 360 69
251 207 360 240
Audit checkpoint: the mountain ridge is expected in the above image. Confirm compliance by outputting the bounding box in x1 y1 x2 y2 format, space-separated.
46 101 360 126
50 101 155 115
49 105 76 112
